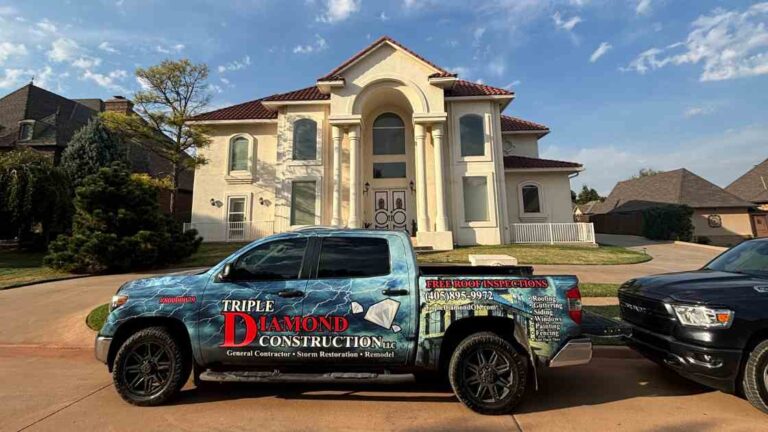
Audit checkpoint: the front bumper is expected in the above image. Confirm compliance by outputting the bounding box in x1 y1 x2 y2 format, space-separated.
95 336 112 364
549 338 592 367
625 324 742 393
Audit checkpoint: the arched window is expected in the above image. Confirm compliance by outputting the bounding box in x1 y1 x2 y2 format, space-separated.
293 119 317 161
459 114 484 157
373 113 405 155
521 183 541 214
229 136 249 172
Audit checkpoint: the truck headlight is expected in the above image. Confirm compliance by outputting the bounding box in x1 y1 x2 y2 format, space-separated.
110 294 129 312
672 305 733 329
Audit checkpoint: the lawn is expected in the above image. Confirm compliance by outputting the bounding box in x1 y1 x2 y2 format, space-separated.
86 303 109 331
177 242 249 267
0 249 75 289
418 244 650 265
584 304 622 320
580 283 621 297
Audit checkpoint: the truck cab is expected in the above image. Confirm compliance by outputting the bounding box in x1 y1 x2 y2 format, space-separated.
96 228 590 414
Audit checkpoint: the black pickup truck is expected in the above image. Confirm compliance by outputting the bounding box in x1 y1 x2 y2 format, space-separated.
619 238 768 413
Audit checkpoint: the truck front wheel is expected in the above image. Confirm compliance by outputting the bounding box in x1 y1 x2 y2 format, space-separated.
743 339 768 414
448 332 527 415
112 326 190 406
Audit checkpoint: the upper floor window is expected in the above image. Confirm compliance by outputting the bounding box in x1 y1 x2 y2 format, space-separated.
293 119 317 161
373 113 405 155
459 114 484 157
229 136 249 172
18 121 34 141
521 183 541 214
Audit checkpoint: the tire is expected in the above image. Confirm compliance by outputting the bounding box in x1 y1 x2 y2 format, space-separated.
743 340 768 414
112 326 190 406
448 332 527 415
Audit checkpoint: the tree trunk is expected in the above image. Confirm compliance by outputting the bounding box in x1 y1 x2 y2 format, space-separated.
170 163 180 217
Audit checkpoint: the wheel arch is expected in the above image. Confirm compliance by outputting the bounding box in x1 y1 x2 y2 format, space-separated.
107 317 193 372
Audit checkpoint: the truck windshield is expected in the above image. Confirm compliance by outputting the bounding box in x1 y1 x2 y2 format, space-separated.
705 240 768 277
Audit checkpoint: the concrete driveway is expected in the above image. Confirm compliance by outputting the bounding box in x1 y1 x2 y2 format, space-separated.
535 234 725 284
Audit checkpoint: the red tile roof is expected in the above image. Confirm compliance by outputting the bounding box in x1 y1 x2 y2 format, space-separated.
429 71 458 78
188 98 276 121
262 86 329 102
504 155 582 170
319 36 452 80
444 80 514 97
500 115 549 132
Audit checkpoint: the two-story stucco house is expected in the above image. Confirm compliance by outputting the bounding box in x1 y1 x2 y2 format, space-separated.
187 36 583 250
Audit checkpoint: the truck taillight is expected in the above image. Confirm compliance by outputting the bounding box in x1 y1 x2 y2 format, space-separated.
566 286 582 324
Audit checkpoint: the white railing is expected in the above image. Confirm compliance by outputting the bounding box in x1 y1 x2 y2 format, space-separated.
511 223 595 244
183 220 285 242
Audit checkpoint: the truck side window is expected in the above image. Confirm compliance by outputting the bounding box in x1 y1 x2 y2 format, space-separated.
317 237 390 278
233 238 307 281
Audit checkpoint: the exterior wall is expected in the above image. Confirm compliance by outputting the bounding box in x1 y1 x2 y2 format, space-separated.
505 171 574 224
503 134 539 158
692 208 754 246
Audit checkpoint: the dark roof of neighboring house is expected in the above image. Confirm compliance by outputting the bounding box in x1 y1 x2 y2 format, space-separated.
725 158 768 204
503 155 582 170
593 168 755 214
500 115 549 133
318 35 453 81
575 200 601 215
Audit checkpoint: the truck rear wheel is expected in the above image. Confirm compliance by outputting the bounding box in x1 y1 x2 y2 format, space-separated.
448 332 527 415
112 326 190 406
743 339 768 414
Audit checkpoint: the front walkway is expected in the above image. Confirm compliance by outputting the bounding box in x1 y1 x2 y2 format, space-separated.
534 234 725 284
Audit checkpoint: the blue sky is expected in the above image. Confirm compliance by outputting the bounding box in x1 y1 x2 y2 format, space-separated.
1 0 767 194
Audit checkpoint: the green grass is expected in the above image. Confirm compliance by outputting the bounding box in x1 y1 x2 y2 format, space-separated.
86 303 110 331
584 304 622 320
580 283 621 297
177 242 249 267
418 244 651 265
0 249 75 289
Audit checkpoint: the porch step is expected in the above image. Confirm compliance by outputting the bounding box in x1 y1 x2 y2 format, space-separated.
199 369 413 384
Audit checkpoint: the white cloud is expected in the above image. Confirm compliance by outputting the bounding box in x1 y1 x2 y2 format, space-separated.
293 34 328 54
622 3 768 81
82 69 128 92
589 42 612 63
155 44 185 54
542 124 768 194
683 105 716 118
473 27 486 44
316 0 360 23
503 80 521 90
71 56 102 69
379 11 389 21
552 11 582 31
635 0 652 15
0 6 19 16
446 65 470 77
36 18 57 33
47 38 80 62
0 65 53 89
0 42 28 65
217 55 251 73
487 58 506 76
98 41 118 53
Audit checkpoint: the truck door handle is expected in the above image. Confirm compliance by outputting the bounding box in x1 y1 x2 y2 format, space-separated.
277 290 304 298
382 288 409 296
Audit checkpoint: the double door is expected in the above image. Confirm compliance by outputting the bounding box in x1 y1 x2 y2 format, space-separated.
373 189 409 233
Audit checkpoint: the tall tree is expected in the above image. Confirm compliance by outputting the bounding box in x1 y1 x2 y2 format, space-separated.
103 59 211 215
575 185 603 204
60 117 126 188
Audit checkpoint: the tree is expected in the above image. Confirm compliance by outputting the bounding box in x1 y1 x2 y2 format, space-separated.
570 190 577 202
60 117 126 188
0 149 71 247
631 168 662 179
103 59 211 216
575 185 603 204
44 164 201 273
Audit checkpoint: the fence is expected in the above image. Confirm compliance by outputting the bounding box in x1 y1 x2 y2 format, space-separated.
182 220 283 242
511 223 595 244
590 212 644 236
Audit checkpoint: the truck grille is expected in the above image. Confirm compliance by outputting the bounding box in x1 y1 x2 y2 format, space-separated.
618 292 675 335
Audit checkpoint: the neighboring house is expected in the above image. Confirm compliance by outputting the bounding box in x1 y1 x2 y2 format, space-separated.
592 168 756 246
187 36 583 249
573 200 600 222
726 158 768 238
0 83 194 219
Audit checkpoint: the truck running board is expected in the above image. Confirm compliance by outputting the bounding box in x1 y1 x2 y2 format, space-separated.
199 370 414 384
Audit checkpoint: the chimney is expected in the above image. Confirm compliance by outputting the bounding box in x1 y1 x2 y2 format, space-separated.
104 95 134 114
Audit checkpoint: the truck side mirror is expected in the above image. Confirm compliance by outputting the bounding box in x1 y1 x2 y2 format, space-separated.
219 262 234 282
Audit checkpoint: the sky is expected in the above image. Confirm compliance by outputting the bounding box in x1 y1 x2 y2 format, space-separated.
1 0 767 195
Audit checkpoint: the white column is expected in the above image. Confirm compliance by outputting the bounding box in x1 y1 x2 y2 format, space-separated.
331 125 342 226
432 123 449 232
414 123 430 232
348 124 361 228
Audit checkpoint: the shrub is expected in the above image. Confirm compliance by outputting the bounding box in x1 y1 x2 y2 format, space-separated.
642 205 694 241
60 117 126 188
44 164 201 273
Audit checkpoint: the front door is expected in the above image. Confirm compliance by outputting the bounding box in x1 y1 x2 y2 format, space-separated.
373 189 409 233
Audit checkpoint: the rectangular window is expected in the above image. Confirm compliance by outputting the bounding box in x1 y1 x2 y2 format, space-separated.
317 237 390 278
463 176 489 222
373 162 406 179
227 197 246 241
290 181 316 226
522 185 541 213
229 138 249 172
293 119 317 161
19 122 34 141
234 238 308 281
